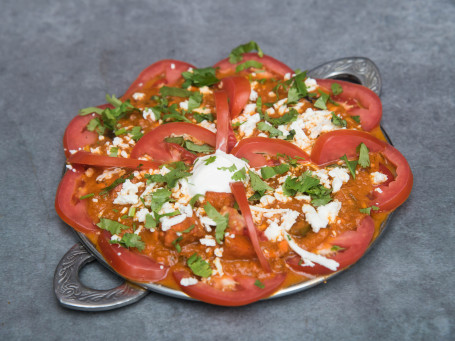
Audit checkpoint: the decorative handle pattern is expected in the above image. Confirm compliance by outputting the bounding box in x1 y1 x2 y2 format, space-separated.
53 243 148 311
308 57 382 95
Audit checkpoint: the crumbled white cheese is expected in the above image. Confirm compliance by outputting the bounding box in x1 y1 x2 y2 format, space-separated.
113 180 141 205
243 103 257 115
180 277 198 286
329 167 350 193
375 187 383 193
170 63 176 70
214 247 224 257
305 77 318 92
302 200 342 233
160 214 187 232
110 234 121 242
371 172 388 185
135 208 150 223
264 220 283 242
143 108 157 121
179 100 189 110
212 257 224 276
260 195 276 206
249 89 258 101
200 235 216 247
132 92 145 100
274 186 291 203
199 86 212 95
199 120 217 133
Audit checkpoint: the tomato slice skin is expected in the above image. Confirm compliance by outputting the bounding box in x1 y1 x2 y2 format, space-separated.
122 60 195 99
288 216 375 275
219 76 251 119
310 130 388 166
98 230 168 283
231 137 310 168
372 145 413 211
55 165 98 234
214 53 294 78
68 151 160 170
130 122 216 163
230 182 271 272
317 79 382 132
214 91 232 153
173 270 286 306
311 130 413 211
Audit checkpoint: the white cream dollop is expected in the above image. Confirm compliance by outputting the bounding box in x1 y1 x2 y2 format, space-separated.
187 150 249 196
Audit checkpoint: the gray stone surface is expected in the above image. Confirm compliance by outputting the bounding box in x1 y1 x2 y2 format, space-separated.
0 0 454 339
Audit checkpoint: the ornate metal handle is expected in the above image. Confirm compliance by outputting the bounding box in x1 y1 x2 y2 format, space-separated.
53 243 148 311
308 57 382 95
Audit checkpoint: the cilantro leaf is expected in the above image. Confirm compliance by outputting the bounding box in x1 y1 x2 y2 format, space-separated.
331 82 343 95
189 194 203 207
172 236 183 252
254 279 265 289
359 205 379 215
86 118 105 135
340 155 358 179
357 143 370 168
204 203 229 244
229 41 264 64
264 108 298 127
164 136 185 146
187 253 212 278
79 193 94 200
112 233 145 251
109 147 118 157
145 214 157 229
193 112 214 123
331 112 347 127
188 92 203 112
130 126 143 141
145 164 191 189
260 163 290 179
314 90 330 110
159 86 192 98
249 171 273 196
287 72 308 104
204 156 216 165
79 107 104 116
257 121 283 137
231 167 246 181
184 140 214 154
351 115 361 123
236 60 263 72
97 218 129 235
218 164 237 172
181 67 219 88
99 174 133 195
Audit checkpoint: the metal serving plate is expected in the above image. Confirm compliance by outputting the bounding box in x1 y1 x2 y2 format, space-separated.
54 57 392 311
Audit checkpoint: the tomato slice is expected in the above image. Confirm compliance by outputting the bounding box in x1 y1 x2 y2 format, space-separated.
68 151 160 170
173 270 286 306
230 182 271 272
55 165 97 234
310 130 388 166
287 216 375 275
317 79 382 132
230 137 310 168
372 145 413 211
62 103 113 158
311 130 413 211
130 122 216 163
214 91 232 153
219 76 251 119
214 53 294 78
122 60 195 99
98 230 168 283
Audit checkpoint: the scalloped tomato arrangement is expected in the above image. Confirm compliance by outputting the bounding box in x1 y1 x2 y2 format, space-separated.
56 42 413 306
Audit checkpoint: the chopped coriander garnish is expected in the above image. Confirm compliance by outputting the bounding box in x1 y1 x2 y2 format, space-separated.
256 121 283 137
204 203 229 244
231 167 247 181
112 233 145 251
287 72 308 104
193 112 214 123
249 171 273 199
181 67 219 88
260 163 290 179
128 206 136 217
79 193 94 200
218 164 237 172
254 279 265 289
331 112 347 127
232 121 246 128
276 153 305 167
182 224 196 234
331 82 343 95
130 126 143 141
351 115 361 123
86 118 105 135
282 171 332 206
359 206 379 215
145 214 157 229
189 194 203 207
204 156 216 165
79 107 103 116
99 174 133 196
109 147 118 157
314 90 330 110
159 86 192 98
145 162 191 189
331 245 345 252
357 143 370 168
263 108 298 127
340 155 358 179
187 92 203 112
236 60 263 72
172 236 183 253
229 41 264 64
96 218 129 235
187 253 212 278
185 140 214 154
149 188 173 213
